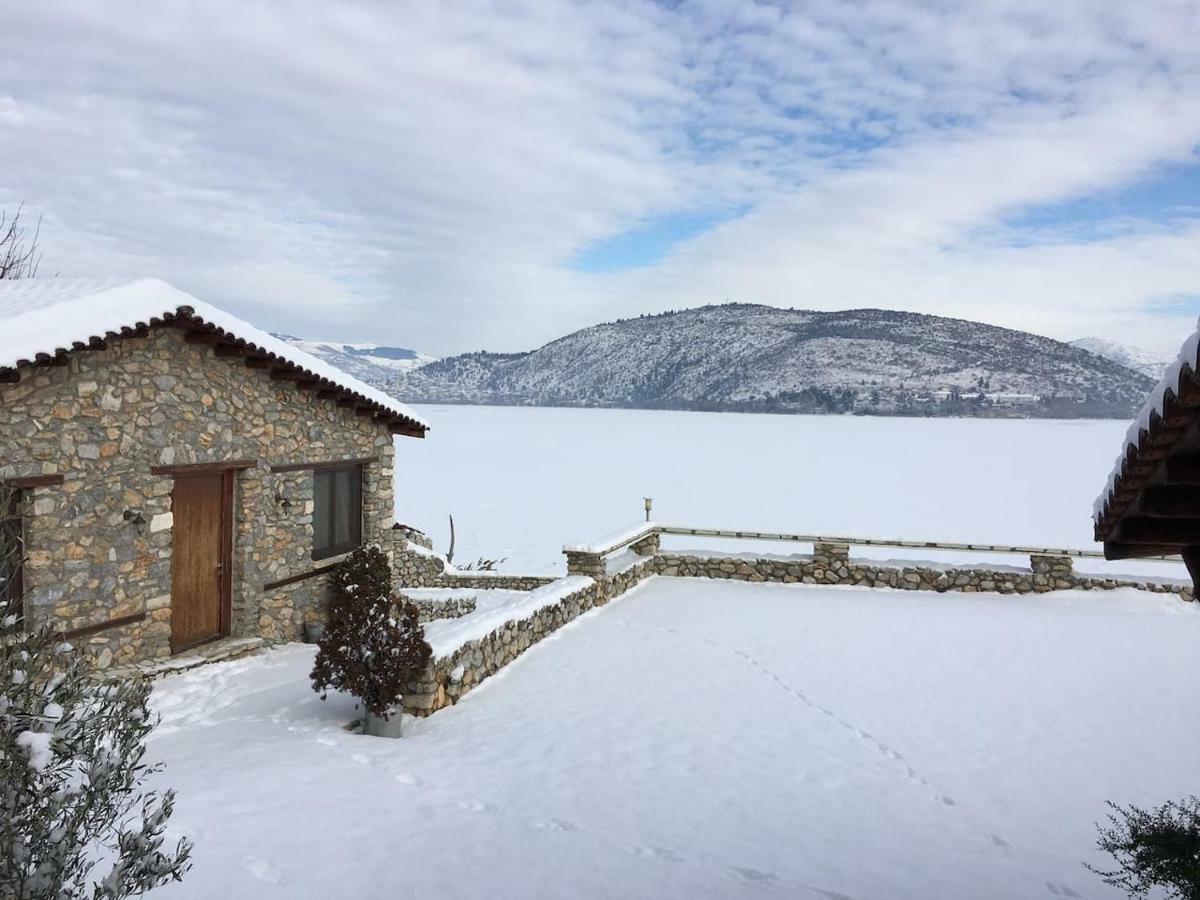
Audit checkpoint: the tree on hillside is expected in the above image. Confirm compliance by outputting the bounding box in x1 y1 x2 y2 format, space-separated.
0 484 192 899
0 203 42 280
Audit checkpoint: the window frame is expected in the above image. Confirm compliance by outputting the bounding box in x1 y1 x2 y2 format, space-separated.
311 465 364 561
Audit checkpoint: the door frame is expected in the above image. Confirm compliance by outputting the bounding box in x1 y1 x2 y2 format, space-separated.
169 468 236 654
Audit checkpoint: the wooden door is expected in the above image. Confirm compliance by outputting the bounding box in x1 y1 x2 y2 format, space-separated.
170 472 232 651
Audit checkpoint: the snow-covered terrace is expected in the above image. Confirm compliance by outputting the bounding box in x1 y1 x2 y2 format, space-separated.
148 576 1200 899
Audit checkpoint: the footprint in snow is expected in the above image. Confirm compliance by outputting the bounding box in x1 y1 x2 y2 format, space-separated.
1044 883 1081 897
632 845 686 863
731 865 782 886
533 817 579 832
240 855 284 884
456 799 498 814
989 833 1011 850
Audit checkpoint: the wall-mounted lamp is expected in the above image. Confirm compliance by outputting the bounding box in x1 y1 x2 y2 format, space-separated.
274 487 293 512
123 508 147 535
644 497 653 522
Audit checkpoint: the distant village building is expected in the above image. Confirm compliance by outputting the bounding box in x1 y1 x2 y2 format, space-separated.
1093 323 1200 592
0 278 427 668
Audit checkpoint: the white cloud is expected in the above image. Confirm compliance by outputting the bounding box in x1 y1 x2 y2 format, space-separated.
0 0 1197 355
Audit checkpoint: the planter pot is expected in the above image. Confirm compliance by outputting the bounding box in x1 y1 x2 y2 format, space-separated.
362 707 404 739
303 622 324 644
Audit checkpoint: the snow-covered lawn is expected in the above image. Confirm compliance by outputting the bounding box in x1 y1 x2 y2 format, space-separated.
149 578 1200 899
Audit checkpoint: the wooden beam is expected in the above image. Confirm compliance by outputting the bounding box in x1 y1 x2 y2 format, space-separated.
336 398 356 408
390 423 427 438
0 369 18 383
244 356 271 369
1138 486 1200 517
270 369 304 382
355 406 374 417
1104 541 1182 561
270 456 377 473
316 389 340 400
58 611 146 642
1116 516 1200 545
4 474 65 489
1183 547 1200 596
213 344 243 357
150 459 257 476
1164 454 1200 485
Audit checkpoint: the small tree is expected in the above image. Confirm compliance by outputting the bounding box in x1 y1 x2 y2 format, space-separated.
310 546 432 718
0 202 43 280
1088 797 1200 899
0 597 192 897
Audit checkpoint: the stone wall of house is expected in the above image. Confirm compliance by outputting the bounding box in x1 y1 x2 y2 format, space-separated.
400 556 657 715
0 326 401 666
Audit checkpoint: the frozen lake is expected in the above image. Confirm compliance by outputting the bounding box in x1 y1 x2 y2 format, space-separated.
396 405 1181 580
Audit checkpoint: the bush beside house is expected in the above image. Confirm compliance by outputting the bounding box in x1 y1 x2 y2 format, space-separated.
310 546 431 733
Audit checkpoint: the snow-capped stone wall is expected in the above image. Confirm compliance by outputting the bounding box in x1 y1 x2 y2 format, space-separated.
2 326 399 667
650 543 1189 599
389 533 555 592
400 557 657 715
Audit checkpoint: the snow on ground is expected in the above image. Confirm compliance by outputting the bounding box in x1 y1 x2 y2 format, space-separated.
149 577 1200 899
396 406 1185 582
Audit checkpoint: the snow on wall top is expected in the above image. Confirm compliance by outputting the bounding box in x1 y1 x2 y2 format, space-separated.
0 277 428 430
1093 319 1200 525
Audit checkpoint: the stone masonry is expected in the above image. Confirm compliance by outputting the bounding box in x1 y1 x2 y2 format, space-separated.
402 532 1189 720
1 326 405 668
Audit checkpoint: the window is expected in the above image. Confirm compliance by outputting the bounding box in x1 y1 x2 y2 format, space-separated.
312 466 362 560
0 488 23 620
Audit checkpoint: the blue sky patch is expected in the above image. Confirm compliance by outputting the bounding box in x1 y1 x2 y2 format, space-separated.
571 208 745 273
1003 160 1200 242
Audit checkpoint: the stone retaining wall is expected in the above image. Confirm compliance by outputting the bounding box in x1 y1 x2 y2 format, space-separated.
397 593 478 623
650 542 1190 599
390 534 554 592
400 533 1188 720
400 556 657 715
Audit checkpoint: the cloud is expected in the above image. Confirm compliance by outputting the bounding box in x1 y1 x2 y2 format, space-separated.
0 0 1197 355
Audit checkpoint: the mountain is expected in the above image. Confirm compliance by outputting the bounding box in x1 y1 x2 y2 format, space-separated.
395 304 1155 418
272 334 437 391
1068 337 1172 381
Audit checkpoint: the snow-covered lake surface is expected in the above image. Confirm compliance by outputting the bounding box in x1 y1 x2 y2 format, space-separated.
150 577 1200 899
397 406 1183 580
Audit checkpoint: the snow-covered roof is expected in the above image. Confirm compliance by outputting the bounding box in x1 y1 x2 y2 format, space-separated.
0 277 428 434
1093 318 1200 534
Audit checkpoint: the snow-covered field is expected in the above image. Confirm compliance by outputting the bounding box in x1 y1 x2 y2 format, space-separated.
150 577 1200 899
397 406 1182 579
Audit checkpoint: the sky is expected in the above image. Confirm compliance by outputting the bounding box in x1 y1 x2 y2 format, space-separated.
1 1 1198 357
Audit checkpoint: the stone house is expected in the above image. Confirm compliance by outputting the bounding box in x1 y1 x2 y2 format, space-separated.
0 277 428 669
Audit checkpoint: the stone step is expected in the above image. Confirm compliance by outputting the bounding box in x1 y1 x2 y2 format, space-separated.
103 636 265 682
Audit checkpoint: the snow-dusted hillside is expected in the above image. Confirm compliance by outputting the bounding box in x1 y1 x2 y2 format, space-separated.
1069 336 1172 381
272 334 436 391
397 305 1153 418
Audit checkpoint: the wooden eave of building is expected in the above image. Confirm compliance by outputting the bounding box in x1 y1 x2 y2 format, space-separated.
0 306 427 439
1094 352 1200 584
